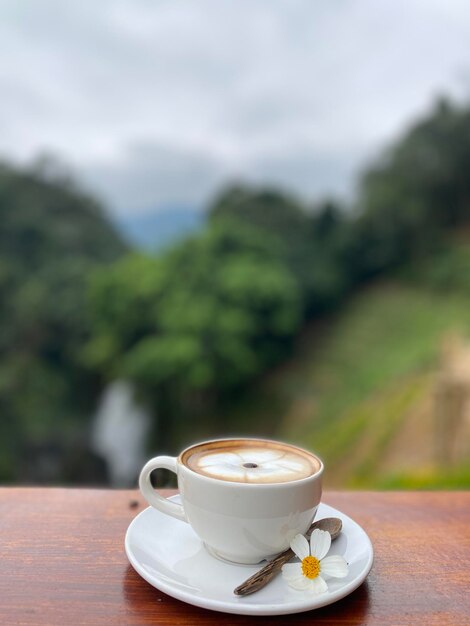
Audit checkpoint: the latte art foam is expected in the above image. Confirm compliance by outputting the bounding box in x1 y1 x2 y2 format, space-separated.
182 440 320 484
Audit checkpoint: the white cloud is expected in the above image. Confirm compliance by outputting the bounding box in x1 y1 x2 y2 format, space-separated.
82 141 225 212
0 0 469 215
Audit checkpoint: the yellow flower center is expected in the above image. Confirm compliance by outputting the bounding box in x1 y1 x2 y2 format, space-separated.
301 555 320 579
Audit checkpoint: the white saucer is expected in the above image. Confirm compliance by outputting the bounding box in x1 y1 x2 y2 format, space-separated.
125 496 373 616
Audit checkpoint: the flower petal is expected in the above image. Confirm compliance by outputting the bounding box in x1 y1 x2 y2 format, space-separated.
287 575 312 590
320 555 349 578
290 534 309 560
281 562 303 580
309 575 328 595
310 528 331 560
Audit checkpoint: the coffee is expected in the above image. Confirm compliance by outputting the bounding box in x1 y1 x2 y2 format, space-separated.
140 437 324 563
181 439 320 484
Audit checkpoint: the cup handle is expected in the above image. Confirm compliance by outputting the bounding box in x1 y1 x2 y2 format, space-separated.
138 456 187 523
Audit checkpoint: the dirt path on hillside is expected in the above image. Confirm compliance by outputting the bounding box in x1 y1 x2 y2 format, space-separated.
362 335 470 483
322 335 470 487
378 387 435 475
322 374 432 487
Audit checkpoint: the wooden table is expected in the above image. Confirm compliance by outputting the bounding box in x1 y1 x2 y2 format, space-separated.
0 489 468 625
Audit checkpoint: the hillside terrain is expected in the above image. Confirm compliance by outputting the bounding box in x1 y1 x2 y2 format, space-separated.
213 281 470 488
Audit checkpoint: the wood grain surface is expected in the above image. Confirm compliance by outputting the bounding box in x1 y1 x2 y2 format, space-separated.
0 489 468 625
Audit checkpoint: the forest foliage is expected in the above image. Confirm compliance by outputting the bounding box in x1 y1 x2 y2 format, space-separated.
1 98 470 481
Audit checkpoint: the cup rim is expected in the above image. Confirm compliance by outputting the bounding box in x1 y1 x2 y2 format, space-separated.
177 437 324 487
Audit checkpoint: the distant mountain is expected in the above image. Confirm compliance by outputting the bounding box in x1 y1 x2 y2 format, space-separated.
116 208 205 252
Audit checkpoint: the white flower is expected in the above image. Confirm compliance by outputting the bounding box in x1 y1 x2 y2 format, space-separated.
282 529 348 594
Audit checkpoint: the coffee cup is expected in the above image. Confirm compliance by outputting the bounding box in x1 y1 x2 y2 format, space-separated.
139 437 323 564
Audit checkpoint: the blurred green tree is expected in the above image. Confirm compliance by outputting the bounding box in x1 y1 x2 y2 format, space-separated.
209 186 352 315
0 160 126 480
86 219 302 448
355 97 470 277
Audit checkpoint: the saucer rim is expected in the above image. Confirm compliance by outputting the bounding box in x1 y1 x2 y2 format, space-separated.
125 497 374 616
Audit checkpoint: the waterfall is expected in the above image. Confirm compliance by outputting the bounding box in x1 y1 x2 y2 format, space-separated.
91 380 152 487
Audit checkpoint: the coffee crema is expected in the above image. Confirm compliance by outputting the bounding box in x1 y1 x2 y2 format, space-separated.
181 439 321 484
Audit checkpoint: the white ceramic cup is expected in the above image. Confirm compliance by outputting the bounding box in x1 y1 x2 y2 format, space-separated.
139 438 323 564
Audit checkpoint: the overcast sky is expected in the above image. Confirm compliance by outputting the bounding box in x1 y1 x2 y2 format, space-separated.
1 0 470 216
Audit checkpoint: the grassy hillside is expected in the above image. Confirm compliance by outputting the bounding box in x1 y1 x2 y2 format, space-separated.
214 282 470 489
